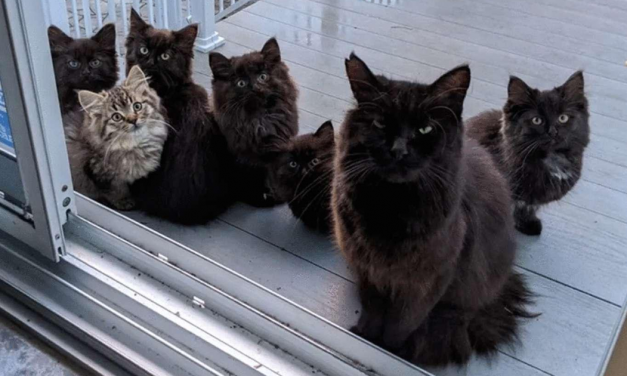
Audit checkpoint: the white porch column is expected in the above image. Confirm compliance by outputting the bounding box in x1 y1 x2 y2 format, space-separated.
189 0 225 53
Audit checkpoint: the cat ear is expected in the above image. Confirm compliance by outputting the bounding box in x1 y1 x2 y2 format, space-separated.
559 71 586 105
507 76 534 105
175 24 198 52
261 37 281 65
125 65 150 91
314 120 335 144
48 26 73 53
91 23 116 49
209 52 232 80
345 53 381 103
78 90 105 115
430 65 471 102
130 8 150 34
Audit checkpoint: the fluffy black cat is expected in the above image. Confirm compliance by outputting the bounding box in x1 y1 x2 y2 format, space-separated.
332 54 534 367
48 24 118 114
267 121 335 232
209 38 299 207
466 72 589 235
127 9 235 224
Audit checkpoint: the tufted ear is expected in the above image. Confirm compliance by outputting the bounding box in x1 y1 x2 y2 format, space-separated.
314 120 335 145
345 53 382 104
48 26 73 53
175 24 198 52
430 65 471 102
209 52 232 80
78 90 105 116
507 76 535 106
559 71 585 105
91 23 116 50
261 37 281 66
130 8 150 34
124 65 150 91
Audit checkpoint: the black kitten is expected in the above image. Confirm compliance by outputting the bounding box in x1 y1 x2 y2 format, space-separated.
48 24 118 114
209 38 299 207
267 121 335 232
127 9 235 224
332 54 534 367
467 72 589 235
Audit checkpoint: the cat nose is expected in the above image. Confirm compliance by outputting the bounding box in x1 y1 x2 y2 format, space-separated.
391 138 409 160
548 126 558 137
127 115 138 124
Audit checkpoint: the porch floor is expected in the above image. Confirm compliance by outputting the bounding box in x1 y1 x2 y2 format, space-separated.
128 0 627 375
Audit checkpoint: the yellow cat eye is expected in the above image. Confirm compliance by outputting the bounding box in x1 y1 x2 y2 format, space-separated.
373 120 385 129
558 114 569 123
532 117 543 125
111 113 123 122
139 46 149 55
160 53 170 61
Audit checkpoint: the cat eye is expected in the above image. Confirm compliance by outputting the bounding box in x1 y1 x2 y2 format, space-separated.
160 53 170 61
111 113 123 122
133 102 143 111
419 125 433 135
258 73 269 82
140 46 149 55
289 161 299 169
89 59 101 68
558 114 569 123
531 117 543 125
67 60 80 69
311 158 320 166
373 120 385 129
236 80 247 88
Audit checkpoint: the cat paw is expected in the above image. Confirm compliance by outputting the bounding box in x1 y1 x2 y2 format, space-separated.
516 217 543 236
111 198 136 211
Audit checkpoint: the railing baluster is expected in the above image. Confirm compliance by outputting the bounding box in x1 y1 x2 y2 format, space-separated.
148 0 155 24
133 0 141 11
94 0 102 29
162 0 169 29
106 0 116 24
219 0 224 13
121 0 128 36
70 0 81 37
81 0 92 36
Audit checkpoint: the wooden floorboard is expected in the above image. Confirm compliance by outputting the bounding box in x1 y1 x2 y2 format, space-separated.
127 1 627 375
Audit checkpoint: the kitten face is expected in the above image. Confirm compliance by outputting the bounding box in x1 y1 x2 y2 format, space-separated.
210 38 293 113
48 24 118 93
126 9 197 92
343 54 470 183
503 72 589 153
79 65 167 145
268 121 335 202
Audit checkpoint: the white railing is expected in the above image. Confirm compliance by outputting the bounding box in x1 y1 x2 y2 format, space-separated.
42 0 252 56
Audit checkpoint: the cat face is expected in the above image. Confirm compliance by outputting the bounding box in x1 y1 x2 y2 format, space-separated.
209 38 294 113
267 121 335 202
78 65 167 143
343 54 470 183
503 72 589 152
48 24 118 92
126 9 197 92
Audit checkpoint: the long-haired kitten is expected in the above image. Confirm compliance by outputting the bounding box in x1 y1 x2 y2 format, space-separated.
48 24 118 115
267 121 335 232
127 9 235 224
64 65 167 210
332 54 534 367
466 72 589 235
209 38 299 207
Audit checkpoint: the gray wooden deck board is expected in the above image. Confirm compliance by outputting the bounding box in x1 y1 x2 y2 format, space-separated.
119 1 627 375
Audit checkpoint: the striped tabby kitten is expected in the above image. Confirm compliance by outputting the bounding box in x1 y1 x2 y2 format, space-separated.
64 65 168 210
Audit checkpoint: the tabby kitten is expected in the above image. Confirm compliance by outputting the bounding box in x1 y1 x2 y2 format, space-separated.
127 9 235 224
209 38 299 207
267 121 335 232
64 65 167 210
466 72 589 235
332 54 533 366
48 24 118 115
